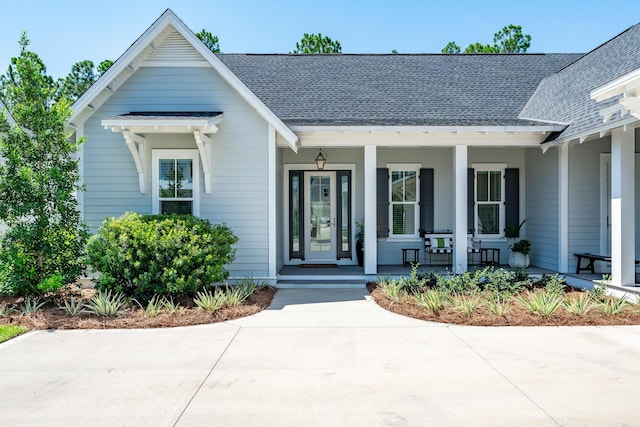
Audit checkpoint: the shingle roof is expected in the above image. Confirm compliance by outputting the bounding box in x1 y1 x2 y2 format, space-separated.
520 23 640 141
218 53 582 128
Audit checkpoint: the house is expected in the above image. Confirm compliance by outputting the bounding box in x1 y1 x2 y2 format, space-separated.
68 9 640 287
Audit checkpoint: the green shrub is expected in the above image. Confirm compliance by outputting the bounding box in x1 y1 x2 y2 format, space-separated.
193 289 225 312
482 268 528 295
517 289 562 317
86 290 127 317
86 212 238 302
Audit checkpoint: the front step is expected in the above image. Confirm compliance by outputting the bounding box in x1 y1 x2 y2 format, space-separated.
276 271 370 289
276 278 368 289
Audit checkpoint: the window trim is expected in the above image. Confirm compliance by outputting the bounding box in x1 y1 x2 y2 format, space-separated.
387 163 421 239
473 163 505 239
152 149 200 216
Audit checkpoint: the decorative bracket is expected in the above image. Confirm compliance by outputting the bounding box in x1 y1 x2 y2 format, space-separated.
620 96 640 120
122 130 147 193
194 128 217 194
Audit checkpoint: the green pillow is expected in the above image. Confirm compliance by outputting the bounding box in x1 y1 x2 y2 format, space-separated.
437 238 445 248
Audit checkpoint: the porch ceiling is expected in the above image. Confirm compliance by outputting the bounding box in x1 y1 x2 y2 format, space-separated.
279 126 562 148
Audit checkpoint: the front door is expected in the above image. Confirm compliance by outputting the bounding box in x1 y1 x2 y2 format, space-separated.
304 172 336 260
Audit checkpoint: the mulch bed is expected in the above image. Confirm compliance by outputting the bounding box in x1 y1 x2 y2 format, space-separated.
367 282 640 326
0 286 276 330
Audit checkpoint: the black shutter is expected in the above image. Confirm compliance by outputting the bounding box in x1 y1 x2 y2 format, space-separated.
504 168 519 233
468 168 474 233
377 168 389 238
419 168 434 235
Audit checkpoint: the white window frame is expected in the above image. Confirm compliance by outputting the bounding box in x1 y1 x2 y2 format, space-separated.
388 163 421 239
473 163 505 239
152 149 200 216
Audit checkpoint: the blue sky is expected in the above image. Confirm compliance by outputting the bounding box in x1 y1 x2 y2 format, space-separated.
1 0 639 79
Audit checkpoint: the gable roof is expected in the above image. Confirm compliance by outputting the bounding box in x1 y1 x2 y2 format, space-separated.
218 53 582 129
520 23 640 143
68 9 299 149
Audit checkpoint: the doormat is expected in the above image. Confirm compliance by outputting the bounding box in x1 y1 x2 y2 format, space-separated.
299 264 338 268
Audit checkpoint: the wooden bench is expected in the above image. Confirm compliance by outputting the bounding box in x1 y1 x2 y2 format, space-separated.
574 253 611 274
574 253 640 274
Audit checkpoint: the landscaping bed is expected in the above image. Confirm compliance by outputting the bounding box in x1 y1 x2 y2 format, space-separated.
0 285 275 330
368 267 640 326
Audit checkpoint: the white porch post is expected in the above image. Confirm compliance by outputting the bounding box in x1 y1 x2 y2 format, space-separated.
364 145 378 274
453 145 468 272
611 128 635 287
268 125 277 281
558 144 569 273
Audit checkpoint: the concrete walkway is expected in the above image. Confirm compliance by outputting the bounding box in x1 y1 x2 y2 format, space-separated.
1 289 640 426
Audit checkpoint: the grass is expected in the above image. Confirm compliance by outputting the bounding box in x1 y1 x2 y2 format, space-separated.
0 324 27 343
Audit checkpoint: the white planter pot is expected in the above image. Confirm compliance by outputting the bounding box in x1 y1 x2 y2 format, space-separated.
509 252 530 268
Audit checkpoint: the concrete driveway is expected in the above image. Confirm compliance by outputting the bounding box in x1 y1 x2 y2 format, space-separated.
1 289 640 426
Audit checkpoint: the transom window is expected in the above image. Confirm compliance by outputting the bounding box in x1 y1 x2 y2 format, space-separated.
389 164 420 237
475 164 505 237
152 150 200 216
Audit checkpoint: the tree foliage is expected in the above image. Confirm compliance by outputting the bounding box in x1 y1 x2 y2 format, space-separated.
0 33 87 296
442 24 531 54
291 33 342 54
55 59 113 102
195 29 221 53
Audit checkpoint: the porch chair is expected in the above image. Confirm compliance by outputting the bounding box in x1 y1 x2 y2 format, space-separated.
424 234 453 266
467 232 482 265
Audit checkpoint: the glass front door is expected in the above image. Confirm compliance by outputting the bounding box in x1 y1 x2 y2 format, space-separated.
304 172 336 260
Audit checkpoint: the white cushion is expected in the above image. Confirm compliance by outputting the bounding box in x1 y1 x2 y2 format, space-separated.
430 237 450 249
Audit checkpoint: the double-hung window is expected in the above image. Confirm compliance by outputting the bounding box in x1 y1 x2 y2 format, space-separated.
389 164 420 238
474 164 505 238
152 150 200 216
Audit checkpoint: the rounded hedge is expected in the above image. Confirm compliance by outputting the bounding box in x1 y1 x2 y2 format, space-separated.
86 212 238 301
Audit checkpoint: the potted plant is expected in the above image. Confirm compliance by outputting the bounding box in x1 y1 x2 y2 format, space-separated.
355 220 364 267
509 239 531 268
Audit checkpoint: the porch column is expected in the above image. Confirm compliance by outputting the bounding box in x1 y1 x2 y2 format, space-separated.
558 144 569 273
364 145 377 274
611 128 635 287
268 125 277 282
453 145 468 272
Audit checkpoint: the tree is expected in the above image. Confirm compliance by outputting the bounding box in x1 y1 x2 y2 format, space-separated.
493 25 531 53
291 33 342 54
195 29 220 53
0 33 87 296
56 59 113 102
441 24 531 54
97 59 114 77
441 41 461 54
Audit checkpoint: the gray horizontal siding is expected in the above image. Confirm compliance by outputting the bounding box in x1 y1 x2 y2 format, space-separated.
82 66 271 278
567 140 608 273
525 148 558 270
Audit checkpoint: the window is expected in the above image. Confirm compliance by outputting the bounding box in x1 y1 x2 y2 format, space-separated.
389 165 420 238
152 150 199 216
474 164 505 237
